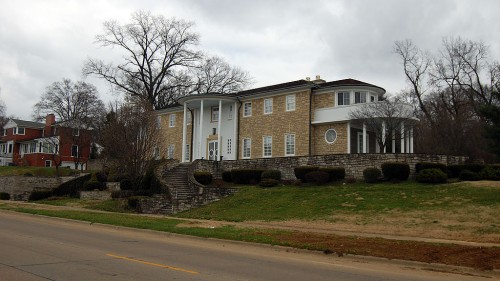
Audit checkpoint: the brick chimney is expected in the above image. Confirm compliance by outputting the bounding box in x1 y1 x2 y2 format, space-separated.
45 114 56 136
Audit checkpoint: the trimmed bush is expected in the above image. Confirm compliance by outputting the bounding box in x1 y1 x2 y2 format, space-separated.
222 171 233 182
319 167 345 181
95 171 108 182
231 169 265 184
381 162 410 181
294 166 319 181
363 167 381 183
482 166 500 181
448 164 485 178
416 168 448 184
259 178 280 188
304 171 330 185
194 171 213 185
0 192 10 200
83 180 105 191
459 170 482 181
127 196 145 211
261 170 282 181
415 162 447 174
28 190 52 201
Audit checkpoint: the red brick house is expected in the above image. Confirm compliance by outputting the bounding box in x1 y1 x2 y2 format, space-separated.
0 114 93 169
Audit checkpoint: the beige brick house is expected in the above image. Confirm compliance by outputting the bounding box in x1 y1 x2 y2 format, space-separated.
156 76 415 162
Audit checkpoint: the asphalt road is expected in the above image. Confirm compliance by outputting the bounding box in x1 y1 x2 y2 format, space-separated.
0 211 493 281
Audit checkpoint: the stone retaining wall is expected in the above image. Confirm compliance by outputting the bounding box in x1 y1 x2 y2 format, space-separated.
0 176 80 201
79 190 112 200
192 153 468 180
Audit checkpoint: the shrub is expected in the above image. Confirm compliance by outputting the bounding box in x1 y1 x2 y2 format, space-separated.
261 170 282 181
222 171 233 182
83 180 105 191
0 192 10 200
363 168 381 183
259 178 280 188
194 171 213 185
459 170 482 181
482 166 500 181
415 162 447 174
28 190 52 201
294 166 319 181
448 164 485 178
416 168 447 184
304 171 330 185
52 174 91 197
95 172 108 182
127 196 145 211
381 162 410 181
319 167 345 181
231 169 264 184
120 179 133 190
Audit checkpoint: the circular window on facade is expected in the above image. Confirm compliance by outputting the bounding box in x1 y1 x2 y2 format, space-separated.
325 129 337 144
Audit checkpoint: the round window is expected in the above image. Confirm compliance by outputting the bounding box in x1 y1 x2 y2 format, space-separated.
325 129 337 144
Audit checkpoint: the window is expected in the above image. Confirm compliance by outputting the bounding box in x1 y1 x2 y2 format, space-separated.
21 143 28 154
285 134 295 156
264 98 273 114
211 107 219 122
8 143 13 153
184 144 190 161
242 138 251 158
370 95 376 102
14 127 25 135
45 160 51 167
243 102 252 117
72 128 80 136
325 129 337 144
169 114 176 127
228 105 233 120
355 92 367 104
167 145 174 159
227 138 232 154
2 129 6 136
71 145 79 157
286 95 296 111
338 92 350 106
156 116 162 129
263 136 272 157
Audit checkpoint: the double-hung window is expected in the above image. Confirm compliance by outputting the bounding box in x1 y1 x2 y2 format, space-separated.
285 134 295 156
243 102 252 117
242 138 251 158
264 98 273 114
211 107 219 122
286 95 296 111
355 92 367 104
338 92 350 106
71 145 79 157
167 144 174 159
263 136 272 157
169 114 176 127
14 127 25 135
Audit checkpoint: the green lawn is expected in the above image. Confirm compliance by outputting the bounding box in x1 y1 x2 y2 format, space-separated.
0 166 80 177
35 198 131 213
176 181 500 222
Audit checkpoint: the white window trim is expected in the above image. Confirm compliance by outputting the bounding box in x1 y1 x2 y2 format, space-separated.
286 95 296 111
169 114 176 127
211 106 219 122
262 136 272 158
167 144 174 159
264 98 273 115
337 91 350 106
71 145 79 158
72 128 80 136
354 92 367 104
243 102 252 117
285 134 295 156
15 127 26 135
242 138 251 159
325 129 338 144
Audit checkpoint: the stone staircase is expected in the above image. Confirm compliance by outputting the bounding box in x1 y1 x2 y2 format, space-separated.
162 163 192 202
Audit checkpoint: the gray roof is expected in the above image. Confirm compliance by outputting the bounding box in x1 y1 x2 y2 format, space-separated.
11 119 45 129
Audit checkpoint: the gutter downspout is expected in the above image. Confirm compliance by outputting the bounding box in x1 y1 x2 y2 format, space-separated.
236 97 242 160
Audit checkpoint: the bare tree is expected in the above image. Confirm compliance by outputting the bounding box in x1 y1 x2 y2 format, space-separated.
33 79 106 128
83 10 202 109
100 100 160 181
349 97 416 153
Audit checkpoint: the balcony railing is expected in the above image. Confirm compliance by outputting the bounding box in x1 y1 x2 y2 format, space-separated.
312 102 414 124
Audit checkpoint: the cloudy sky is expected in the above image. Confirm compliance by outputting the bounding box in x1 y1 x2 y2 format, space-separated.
1 0 499 120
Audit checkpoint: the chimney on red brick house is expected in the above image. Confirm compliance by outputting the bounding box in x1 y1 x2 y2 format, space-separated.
45 114 56 136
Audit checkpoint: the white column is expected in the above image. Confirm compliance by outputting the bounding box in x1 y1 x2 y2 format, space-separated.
233 101 238 160
381 121 386 153
181 103 187 162
375 133 380 153
199 100 204 159
406 128 410 154
392 130 396 153
217 100 222 161
362 123 367 153
410 127 414 153
347 122 351 154
400 122 405 153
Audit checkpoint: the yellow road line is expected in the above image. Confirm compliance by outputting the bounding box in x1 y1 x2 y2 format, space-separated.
107 253 199 275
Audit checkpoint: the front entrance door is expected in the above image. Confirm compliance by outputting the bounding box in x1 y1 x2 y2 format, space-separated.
208 141 218 160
